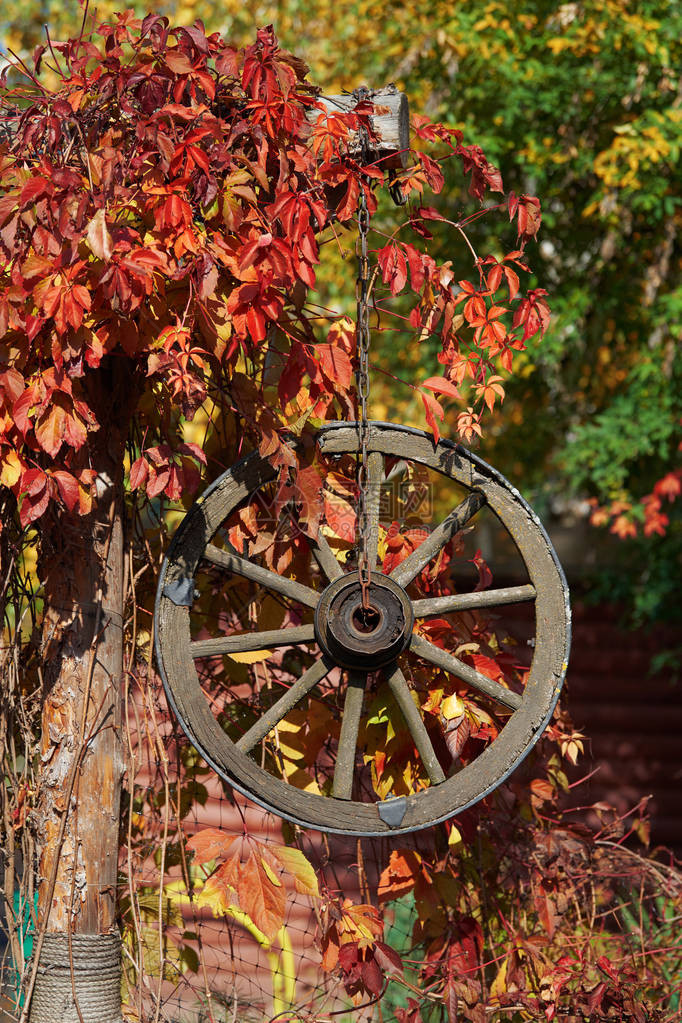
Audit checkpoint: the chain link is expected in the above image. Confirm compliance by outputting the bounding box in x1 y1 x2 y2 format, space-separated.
353 88 372 612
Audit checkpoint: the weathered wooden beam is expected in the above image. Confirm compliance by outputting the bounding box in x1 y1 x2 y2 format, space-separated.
310 86 410 169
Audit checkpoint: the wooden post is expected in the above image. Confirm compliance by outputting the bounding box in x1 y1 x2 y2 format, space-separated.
26 363 134 1023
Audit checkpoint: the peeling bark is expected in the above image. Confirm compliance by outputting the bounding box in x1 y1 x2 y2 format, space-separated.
33 361 136 937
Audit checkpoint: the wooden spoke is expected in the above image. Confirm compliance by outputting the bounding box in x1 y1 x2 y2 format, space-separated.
236 656 333 754
385 663 446 786
332 672 367 800
412 584 536 618
203 543 319 608
409 633 522 712
391 491 486 589
191 624 316 659
307 529 344 583
366 450 384 570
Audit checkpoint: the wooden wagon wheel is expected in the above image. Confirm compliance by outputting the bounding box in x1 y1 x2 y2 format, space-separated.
154 421 570 836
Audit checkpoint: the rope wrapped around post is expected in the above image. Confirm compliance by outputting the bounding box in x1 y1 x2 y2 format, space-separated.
28 933 122 1023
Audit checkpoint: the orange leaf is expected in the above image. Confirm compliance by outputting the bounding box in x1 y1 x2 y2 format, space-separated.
187 827 238 864
34 404 65 457
239 849 287 940
377 850 422 903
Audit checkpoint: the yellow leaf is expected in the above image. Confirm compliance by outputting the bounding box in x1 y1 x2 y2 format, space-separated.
448 823 463 848
490 955 508 998
228 648 273 663
261 857 282 887
0 450 22 487
441 693 465 720
272 845 320 898
279 765 321 794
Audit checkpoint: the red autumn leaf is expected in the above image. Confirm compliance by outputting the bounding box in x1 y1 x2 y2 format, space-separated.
530 778 555 804
395 999 424 1023
421 390 444 444
146 467 171 499
653 471 682 500
445 714 470 760
62 407 89 450
337 941 360 974
20 176 51 207
360 954 384 996
597 956 620 983
245 304 266 343
374 942 403 976
471 549 493 590
486 262 503 293
294 463 323 535
469 652 505 681
422 376 461 400
129 457 149 490
448 917 483 975
0 367 25 401
317 343 353 389
418 205 447 222
403 243 426 292
513 288 550 340
419 153 445 193
514 194 542 243
377 243 408 296
52 470 79 512
12 389 35 437
19 469 50 527
457 143 503 199
503 265 520 300
586 982 608 1014
534 881 559 939
204 843 242 902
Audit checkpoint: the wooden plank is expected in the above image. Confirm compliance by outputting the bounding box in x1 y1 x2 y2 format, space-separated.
391 491 486 589
412 584 536 617
332 673 367 799
410 633 522 712
203 543 319 608
190 624 315 658
309 87 409 169
235 657 333 753
386 664 446 785
307 529 344 583
365 451 384 570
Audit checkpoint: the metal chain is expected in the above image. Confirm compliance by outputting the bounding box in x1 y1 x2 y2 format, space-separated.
353 88 372 612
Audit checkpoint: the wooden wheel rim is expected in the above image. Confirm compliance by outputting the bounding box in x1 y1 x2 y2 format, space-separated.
154 421 571 836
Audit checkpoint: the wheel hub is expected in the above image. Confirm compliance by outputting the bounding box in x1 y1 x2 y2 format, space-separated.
314 573 414 670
